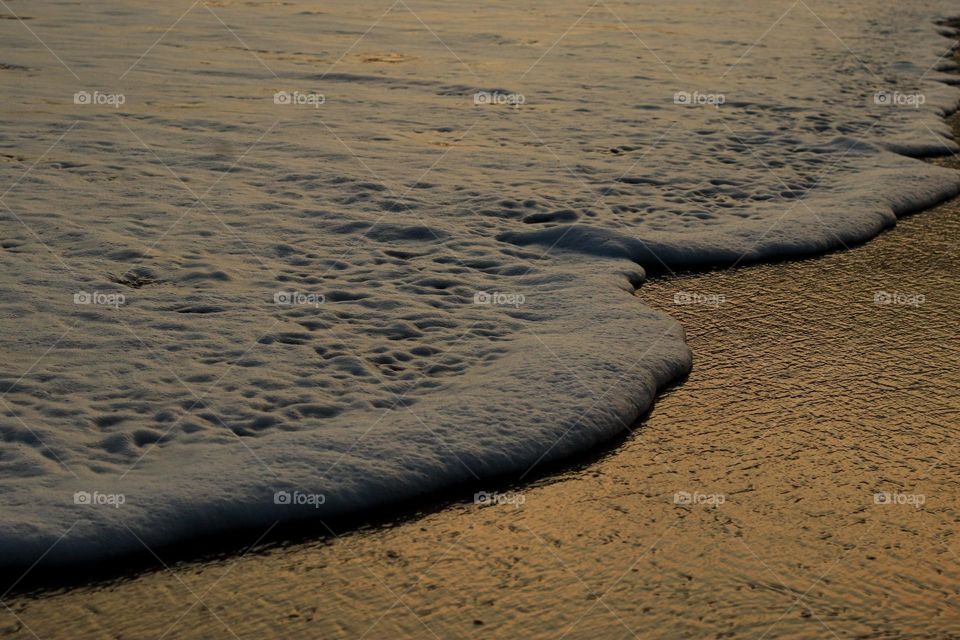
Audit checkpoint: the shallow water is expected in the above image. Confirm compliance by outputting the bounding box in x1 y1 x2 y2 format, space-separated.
2 0 960 561
4 182 958 639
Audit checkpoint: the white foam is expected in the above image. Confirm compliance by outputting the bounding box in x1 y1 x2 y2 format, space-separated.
0 0 957 565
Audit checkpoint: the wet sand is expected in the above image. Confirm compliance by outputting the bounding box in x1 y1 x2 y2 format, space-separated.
3 167 958 638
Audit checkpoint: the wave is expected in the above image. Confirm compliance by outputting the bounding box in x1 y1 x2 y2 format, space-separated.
0 0 958 568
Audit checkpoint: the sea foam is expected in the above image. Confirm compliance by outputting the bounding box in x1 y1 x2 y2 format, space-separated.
0 0 957 566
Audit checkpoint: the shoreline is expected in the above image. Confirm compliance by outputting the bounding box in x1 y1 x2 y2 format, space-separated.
1 1 960 588
6 99 960 595
5 158 958 638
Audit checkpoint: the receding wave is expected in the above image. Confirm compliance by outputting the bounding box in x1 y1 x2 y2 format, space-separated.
0 0 957 566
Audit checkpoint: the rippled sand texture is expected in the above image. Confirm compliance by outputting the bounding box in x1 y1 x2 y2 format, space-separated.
5 156 958 640
1 0 959 560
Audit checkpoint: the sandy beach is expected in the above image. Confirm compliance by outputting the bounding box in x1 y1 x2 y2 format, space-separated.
4 153 958 638
1 1 960 637
2 0 959 564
